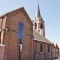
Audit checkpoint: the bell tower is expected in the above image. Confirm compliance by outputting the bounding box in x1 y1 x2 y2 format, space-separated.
33 4 45 36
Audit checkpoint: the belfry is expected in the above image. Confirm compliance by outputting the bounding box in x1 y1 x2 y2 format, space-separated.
33 4 45 36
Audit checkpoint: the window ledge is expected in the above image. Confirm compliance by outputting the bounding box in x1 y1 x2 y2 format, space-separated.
0 44 5 46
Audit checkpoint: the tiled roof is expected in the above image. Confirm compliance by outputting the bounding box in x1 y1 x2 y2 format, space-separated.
33 30 53 44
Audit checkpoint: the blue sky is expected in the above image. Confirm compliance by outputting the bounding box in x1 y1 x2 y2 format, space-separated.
0 0 60 47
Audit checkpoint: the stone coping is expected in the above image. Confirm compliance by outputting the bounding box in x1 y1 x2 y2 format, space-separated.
0 44 5 46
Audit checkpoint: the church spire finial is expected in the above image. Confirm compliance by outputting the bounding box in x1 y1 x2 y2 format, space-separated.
36 0 41 18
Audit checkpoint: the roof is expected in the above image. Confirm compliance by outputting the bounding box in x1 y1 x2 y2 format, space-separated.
36 4 41 18
33 30 53 44
0 7 24 17
0 7 33 25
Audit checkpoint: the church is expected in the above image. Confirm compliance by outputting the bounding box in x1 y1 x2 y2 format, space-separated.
0 4 59 60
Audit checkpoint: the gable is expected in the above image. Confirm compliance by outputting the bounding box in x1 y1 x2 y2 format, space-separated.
0 7 33 26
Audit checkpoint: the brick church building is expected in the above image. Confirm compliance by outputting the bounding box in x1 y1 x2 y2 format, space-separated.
0 4 59 60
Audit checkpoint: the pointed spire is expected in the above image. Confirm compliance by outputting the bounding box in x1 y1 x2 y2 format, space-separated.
36 3 41 18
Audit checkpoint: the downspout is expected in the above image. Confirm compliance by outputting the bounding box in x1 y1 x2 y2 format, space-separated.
31 36 33 60
55 47 56 58
51 44 52 60
44 43 46 60
36 41 38 60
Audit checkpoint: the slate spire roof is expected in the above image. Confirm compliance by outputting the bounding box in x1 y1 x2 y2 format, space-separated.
33 30 53 44
36 4 41 18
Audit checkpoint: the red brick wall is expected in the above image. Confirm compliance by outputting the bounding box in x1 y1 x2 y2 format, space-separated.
52 46 59 59
33 40 52 60
0 45 5 60
3 8 33 60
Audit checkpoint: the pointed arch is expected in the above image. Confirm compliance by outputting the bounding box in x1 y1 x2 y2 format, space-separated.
40 43 43 52
18 22 24 40
34 23 37 30
48 45 50 53
41 23 43 29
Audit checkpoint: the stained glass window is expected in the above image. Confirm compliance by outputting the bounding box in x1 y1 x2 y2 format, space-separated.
18 22 24 40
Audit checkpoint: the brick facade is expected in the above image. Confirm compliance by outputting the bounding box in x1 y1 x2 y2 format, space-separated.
33 40 53 60
0 7 33 60
0 7 59 60
0 45 5 60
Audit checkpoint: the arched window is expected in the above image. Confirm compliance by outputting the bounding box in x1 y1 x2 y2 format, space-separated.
41 23 43 29
18 22 24 44
40 44 43 52
34 23 37 30
48 45 50 53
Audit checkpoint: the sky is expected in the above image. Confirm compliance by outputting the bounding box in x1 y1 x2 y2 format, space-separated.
0 0 60 47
